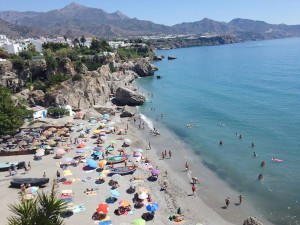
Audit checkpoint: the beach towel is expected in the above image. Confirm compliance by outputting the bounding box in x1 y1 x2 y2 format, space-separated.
62 180 73 185
72 204 86 213
85 191 97 196
168 213 185 224
99 220 112 225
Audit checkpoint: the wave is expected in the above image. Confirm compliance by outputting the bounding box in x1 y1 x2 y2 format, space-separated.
140 113 154 130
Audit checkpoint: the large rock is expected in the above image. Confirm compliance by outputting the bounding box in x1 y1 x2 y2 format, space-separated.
114 87 145 106
28 90 45 106
45 72 110 109
133 59 156 77
93 105 116 115
120 105 136 117
243 217 263 225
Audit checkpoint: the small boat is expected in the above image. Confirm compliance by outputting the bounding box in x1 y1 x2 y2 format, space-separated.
108 166 136 176
10 178 50 188
106 155 129 165
168 56 177 60
0 161 25 172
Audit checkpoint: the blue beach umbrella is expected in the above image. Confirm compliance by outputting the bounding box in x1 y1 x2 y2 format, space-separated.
110 189 120 197
135 149 143 153
86 158 98 168
146 203 159 212
94 152 102 156
76 149 85 153
94 147 102 151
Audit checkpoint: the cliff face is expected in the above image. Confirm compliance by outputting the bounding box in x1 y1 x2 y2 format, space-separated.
0 57 156 109
45 72 110 109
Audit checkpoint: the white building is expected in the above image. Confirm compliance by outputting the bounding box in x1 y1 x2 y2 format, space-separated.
30 106 47 119
30 39 43 52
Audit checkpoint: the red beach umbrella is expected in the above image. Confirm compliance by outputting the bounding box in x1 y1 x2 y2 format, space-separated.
96 203 109 214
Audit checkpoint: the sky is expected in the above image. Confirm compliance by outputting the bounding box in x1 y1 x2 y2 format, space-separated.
0 0 299 25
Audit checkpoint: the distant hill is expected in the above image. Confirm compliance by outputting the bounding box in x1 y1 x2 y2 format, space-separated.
0 2 300 40
0 18 48 38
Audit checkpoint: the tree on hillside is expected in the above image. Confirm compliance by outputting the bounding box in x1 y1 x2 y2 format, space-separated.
80 36 86 47
8 186 66 225
0 86 32 135
72 38 80 47
63 35 68 42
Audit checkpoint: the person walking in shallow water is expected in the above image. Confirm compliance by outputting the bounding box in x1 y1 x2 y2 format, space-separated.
239 195 243 205
225 197 230 208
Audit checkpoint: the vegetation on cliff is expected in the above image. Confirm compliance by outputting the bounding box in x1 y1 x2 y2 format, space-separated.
0 86 33 135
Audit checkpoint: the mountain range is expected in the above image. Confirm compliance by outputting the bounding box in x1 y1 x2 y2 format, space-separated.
0 2 300 40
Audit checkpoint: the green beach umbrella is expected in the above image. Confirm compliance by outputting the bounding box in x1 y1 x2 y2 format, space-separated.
131 218 146 225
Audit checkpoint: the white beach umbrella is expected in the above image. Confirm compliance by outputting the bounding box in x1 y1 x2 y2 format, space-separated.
138 193 148 200
111 174 122 181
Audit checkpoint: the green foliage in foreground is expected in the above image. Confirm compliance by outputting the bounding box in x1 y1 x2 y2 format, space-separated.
117 45 154 60
47 107 70 118
0 86 33 135
8 189 66 225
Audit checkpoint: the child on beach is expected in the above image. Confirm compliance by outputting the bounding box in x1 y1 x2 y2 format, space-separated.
192 184 196 196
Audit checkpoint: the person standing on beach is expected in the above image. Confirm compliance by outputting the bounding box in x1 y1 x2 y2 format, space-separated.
185 162 189 171
148 142 151 149
239 195 243 205
225 197 230 208
164 149 167 156
192 184 196 196
28 161 31 170
162 152 165 159
169 150 172 159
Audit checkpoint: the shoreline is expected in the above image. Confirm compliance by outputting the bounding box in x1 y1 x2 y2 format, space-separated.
134 111 273 225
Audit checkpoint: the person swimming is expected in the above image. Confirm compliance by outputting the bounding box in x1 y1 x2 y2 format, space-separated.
261 161 266 167
186 124 192 128
258 174 263 181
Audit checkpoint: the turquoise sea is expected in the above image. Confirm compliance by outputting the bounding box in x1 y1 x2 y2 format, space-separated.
136 38 300 225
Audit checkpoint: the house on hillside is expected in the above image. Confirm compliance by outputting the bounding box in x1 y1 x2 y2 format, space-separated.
29 106 47 119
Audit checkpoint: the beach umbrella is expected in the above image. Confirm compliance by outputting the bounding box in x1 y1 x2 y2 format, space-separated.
39 136 46 140
94 130 101 134
93 147 102 151
110 140 116 144
57 130 66 135
100 119 107 123
102 169 110 174
93 152 102 156
24 136 32 142
124 139 132 145
35 151 44 157
108 126 114 130
108 121 115 126
53 136 61 141
137 187 149 193
65 123 73 127
44 131 52 136
25 186 39 194
56 148 66 155
135 149 143 153
96 203 109 214
98 160 107 168
119 200 130 207
53 123 63 128
138 193 148 200
36 148 45 153
146 203 159 212
31 141 41 146
103 114 110 118
62 157 73 163
131 218 146 225
61 127 69 131
49 127 57 132
77 142 86 148
76 149 84 153
110 189 120 197
111 174 122 181
86 159 97 168
46 140 56 146
77 112 84 118
151 169 160 175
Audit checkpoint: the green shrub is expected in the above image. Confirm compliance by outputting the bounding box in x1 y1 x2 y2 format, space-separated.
45 55 57 71
45 73 69 87
72 74 82 82
12 58 25 71
47 107 70 118
19 51 33 60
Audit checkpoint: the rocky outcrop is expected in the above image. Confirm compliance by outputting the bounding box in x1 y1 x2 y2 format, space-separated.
153 55 164 61
0 61 28 92
133 58 157 77
114 87 145 106
243 217 263 225
93 105 116 115
28 90 45 106
45 72 110 109
120 105 136 117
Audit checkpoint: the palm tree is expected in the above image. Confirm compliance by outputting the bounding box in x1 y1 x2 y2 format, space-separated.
8 185 66 225
80 36 86 47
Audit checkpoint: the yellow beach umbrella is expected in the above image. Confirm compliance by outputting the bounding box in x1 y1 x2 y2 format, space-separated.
48 127 57 132
98 160 107 168
39 136 46 140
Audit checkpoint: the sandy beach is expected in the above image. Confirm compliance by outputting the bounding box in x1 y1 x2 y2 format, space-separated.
0 109 272 225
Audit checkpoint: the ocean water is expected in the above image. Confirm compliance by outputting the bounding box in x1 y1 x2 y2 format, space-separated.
136 38 300 225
